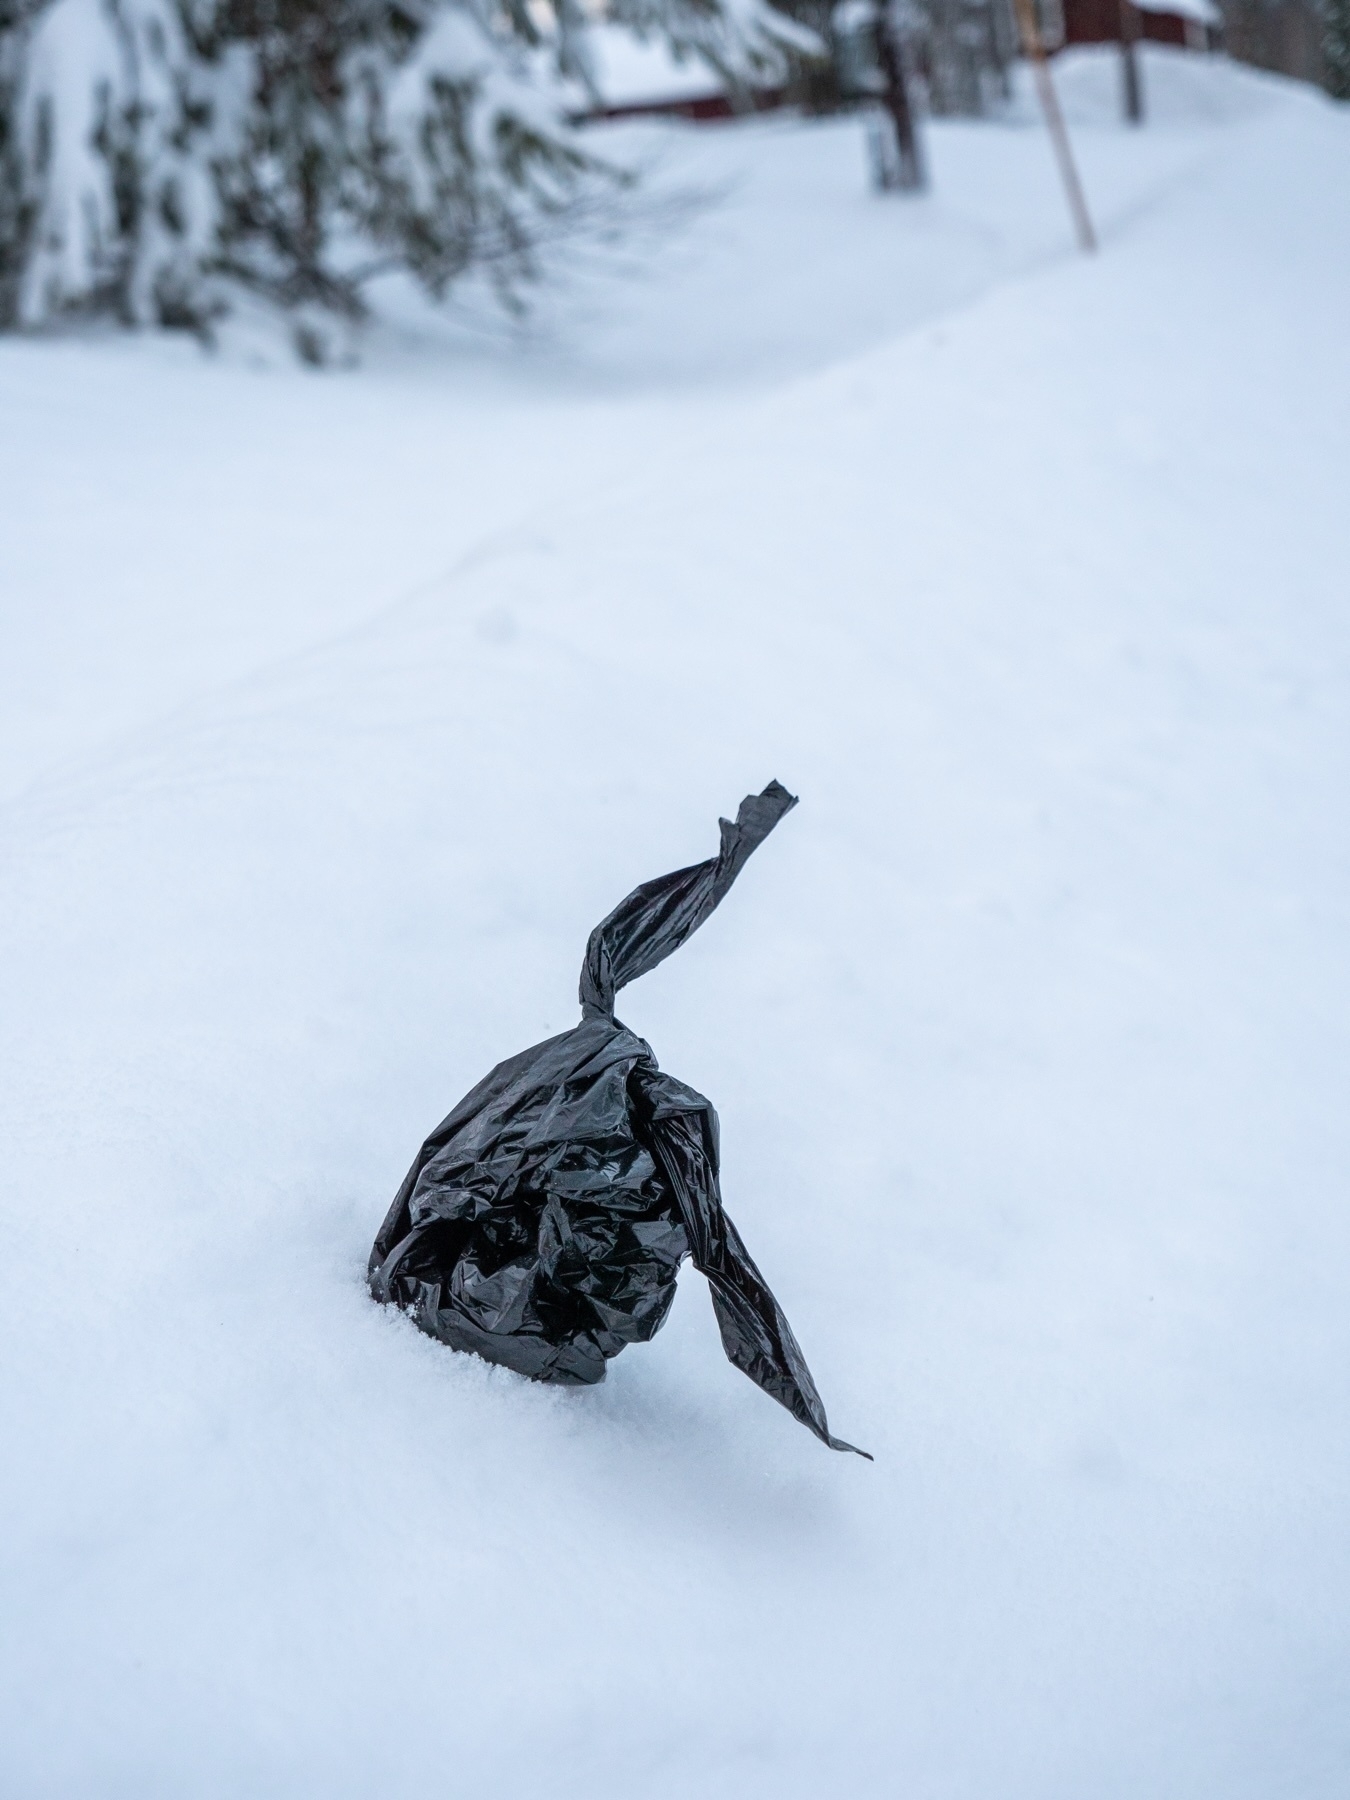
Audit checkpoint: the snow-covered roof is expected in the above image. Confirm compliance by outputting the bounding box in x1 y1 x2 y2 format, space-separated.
586 25 724 109
1136 0 1220 23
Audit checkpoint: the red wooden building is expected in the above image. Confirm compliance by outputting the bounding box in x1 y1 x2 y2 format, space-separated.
1058 0 1222 52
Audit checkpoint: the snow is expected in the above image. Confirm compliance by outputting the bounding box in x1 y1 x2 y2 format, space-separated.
2 48 1349 1799
1137 0 1220 25
585 22 727 106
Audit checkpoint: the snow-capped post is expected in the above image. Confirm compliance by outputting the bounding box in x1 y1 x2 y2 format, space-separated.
871 0 924 191
1011 0 1096 252
1118 0 1144 123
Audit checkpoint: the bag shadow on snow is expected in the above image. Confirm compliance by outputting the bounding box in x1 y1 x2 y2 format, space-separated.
369 782 869 1457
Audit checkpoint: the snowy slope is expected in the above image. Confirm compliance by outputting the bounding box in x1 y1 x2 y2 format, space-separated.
0 52 1279 797
2 50 1349 1800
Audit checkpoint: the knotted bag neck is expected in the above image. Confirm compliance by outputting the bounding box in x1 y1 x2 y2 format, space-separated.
579 781 798 1022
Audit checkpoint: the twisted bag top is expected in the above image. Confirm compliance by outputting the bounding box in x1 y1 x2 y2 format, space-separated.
369 782 867 1456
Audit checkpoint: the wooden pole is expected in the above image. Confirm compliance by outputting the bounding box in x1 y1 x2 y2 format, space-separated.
1011 0 1097 253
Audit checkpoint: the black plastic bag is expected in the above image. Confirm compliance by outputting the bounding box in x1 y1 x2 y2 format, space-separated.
369 782 868 1456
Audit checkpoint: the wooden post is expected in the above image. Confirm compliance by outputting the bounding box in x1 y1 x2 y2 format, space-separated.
1011 0 1097 252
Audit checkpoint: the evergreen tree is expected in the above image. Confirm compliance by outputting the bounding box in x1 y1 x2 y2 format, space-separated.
0 1 40 325
1325 0 1350 97
909 0 1015 117
0 0 807 352
607 0 812 79
5 0 253 330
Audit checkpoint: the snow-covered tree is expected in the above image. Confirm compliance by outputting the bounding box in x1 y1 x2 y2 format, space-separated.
909 0 1016 115
0 3 35 324
606 0 813 79
1 0 209 326
790 0 1012 119
0 0 809 351
1324 0 1350 97
185 0 607 351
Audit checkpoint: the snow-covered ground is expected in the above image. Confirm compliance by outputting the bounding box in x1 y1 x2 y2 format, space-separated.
2 48 1348 1800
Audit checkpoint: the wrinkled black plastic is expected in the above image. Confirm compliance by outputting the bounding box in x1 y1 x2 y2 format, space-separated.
369 783 867 1456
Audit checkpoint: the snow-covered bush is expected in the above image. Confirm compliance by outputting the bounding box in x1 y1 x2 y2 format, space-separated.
0 0 807 351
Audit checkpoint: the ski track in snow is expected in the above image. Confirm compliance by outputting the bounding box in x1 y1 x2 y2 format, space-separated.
1 49 1349 1800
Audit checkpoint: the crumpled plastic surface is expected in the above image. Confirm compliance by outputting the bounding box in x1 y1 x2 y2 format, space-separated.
369 782 868 1456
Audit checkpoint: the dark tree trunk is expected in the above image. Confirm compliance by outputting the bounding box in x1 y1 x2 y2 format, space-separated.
873 0 925 191
1119 0 1144 122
